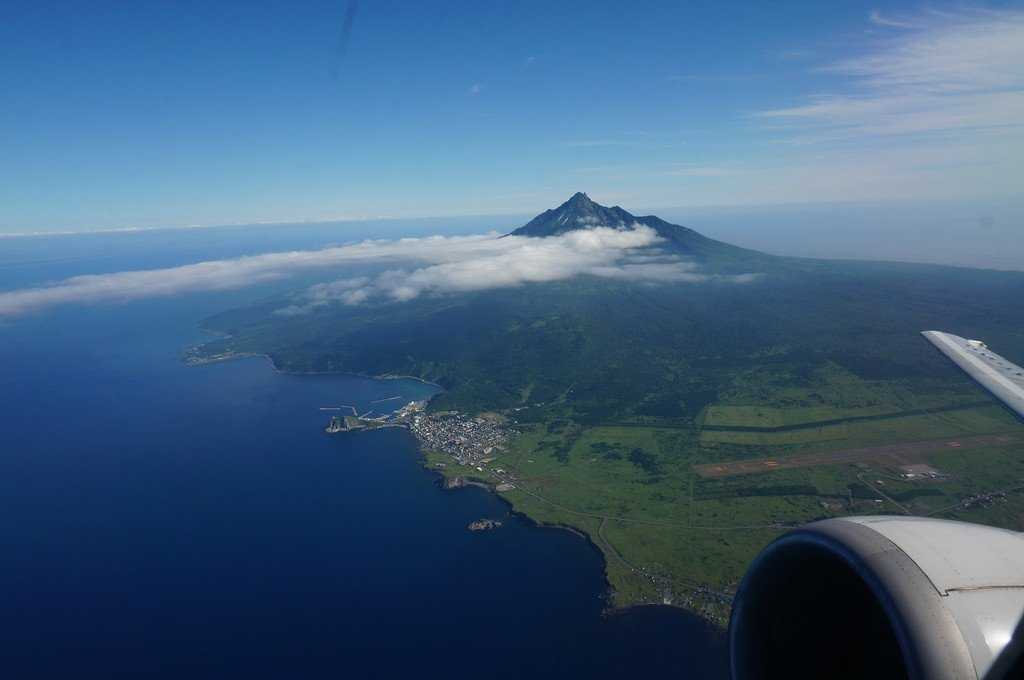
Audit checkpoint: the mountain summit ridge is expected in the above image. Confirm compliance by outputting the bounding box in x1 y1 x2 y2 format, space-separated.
508 193 766 267
509 192 635 237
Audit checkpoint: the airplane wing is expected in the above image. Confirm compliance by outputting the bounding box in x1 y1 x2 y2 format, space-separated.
922 330 1024 419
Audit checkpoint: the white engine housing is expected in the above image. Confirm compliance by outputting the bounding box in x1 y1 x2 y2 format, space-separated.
729 516 1024 679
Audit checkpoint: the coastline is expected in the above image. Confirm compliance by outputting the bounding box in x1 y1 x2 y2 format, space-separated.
187 344 726 629
417 443 726 628
185 348 444 389
424 453 614 601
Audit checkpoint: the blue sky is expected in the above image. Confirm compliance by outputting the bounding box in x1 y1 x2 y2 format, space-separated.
2 1 1022 233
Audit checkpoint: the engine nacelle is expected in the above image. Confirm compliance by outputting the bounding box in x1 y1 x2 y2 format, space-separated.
729 516 1024 679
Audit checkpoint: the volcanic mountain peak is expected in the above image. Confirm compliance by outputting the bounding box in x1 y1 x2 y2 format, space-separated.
508 193 768 269
510 192 636 238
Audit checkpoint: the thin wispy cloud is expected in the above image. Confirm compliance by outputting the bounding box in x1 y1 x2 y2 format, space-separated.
563 132 687 150
758 9 1024 141
775 49 816 61
0 226 753 318
730 7 1024 203
668 73 767 85
662 163 739 178
562 139 635 148
468 83 482 95
868 9 916 29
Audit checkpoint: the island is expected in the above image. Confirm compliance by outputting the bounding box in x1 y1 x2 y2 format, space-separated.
189 193 1024 626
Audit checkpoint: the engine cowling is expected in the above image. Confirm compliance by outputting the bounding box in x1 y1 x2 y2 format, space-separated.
729 516 1024 679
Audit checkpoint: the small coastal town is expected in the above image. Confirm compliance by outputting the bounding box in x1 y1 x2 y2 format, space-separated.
325 399 517 475
407 410 514 469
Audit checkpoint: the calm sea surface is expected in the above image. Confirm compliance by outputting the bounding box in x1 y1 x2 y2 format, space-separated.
0 225 727 679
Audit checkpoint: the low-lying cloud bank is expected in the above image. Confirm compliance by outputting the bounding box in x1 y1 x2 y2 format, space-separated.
0 226 758 318
275 225 760 314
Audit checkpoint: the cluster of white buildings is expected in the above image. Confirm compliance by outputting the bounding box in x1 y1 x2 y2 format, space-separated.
407 411 513 467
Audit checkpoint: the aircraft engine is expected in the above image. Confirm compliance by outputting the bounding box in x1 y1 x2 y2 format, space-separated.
729 516 1024 679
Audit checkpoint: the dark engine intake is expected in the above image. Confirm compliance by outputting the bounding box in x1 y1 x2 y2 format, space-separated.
728 517 1024 680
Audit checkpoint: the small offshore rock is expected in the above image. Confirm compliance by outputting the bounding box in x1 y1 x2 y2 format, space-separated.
467 519 502 532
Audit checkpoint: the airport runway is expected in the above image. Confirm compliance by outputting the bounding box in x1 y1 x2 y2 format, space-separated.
693 434 1017 478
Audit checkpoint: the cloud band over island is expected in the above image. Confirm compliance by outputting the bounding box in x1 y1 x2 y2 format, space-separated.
0 226 759 318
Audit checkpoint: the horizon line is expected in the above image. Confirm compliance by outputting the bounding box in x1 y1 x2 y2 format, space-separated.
0 195 1007 240
0 211 532 240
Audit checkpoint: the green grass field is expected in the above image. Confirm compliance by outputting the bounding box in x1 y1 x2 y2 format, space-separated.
424 367 1024 626
199 246 1024 626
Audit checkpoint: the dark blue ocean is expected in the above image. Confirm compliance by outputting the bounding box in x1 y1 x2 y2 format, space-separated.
0 222 726 679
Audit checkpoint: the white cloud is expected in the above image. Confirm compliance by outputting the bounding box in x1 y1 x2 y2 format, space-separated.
275 277 371 315
735 8 1024 204
758 10 1024 140
559 11 1024 208
279 225 704 312
868 10 916 29
468 83 482 95
0 225 754 318
0 234 497 317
